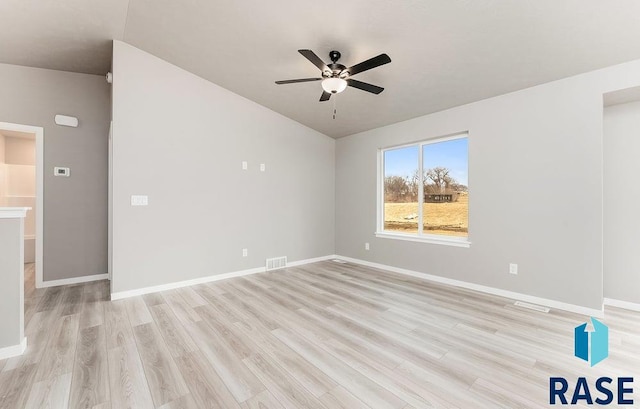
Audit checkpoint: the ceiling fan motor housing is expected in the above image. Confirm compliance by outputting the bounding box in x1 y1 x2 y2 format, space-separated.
325 63 347 78
325 51 348 78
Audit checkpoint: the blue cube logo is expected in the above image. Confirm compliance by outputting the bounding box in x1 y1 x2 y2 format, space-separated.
574 317 608 367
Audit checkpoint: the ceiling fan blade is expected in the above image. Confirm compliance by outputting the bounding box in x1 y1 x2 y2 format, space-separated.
299 49 330 72
319 91 331 102
275 78 322 84
347 79 384 94
347 53 391 76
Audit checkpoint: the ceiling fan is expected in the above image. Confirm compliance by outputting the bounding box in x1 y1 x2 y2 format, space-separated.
275 49 391 102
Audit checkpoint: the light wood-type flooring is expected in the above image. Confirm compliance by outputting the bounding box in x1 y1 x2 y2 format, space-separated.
0 261 638 408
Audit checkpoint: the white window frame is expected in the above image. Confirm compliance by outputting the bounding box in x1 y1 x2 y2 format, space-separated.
375 132 471 248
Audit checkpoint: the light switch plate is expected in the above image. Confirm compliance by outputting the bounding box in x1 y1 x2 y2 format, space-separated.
260 163 266 172
131 195 149 206
242 161 248 170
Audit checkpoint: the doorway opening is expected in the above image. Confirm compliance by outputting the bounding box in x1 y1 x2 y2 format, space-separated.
602 87 640 311
0 122 44 287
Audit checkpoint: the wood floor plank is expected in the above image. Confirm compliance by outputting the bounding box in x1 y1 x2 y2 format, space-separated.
82 281 110 303
24 294 41 329
241 389 286 409
35 286 64 312
176 287 207 308
195 304 256 359
107 340 154 409
24 372 72 409
243 352 328 409
60 285 84 316
104 300 135 349
0 364 39 409
79 301 105 329
321 337 473 409
191 285 244 324
273 328 407 409
149 304 198 359
124 297 153 328
174 350 242 409
142 293 166 309
231 318 337 398
35 314 80 382
470 377 549 409
186 320 264 402
69 325 110 409
157 393 200 409
319 386 372 409
133 322 189 407
221 289 280 331
162 290 202 327
237 278 404 371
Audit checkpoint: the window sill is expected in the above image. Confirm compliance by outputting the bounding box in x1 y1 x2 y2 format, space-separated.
374 231 471 248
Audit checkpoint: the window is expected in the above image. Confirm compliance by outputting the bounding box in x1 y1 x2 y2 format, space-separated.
377 133 469 246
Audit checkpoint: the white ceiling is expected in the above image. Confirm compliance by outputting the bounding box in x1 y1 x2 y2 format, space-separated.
2 0 640 138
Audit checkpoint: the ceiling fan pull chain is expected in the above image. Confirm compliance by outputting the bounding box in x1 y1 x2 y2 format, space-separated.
333 97 337 120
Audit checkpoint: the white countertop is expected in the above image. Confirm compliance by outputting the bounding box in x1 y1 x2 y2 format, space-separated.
0 207 31 219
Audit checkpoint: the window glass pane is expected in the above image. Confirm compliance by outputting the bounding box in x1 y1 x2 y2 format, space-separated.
383 146 419 233
422 138 468 237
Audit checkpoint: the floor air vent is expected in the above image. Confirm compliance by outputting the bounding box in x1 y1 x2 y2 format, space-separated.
514 301 550 313
266 256 287 271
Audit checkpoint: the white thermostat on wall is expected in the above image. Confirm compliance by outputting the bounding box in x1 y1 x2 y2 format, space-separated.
54 115 78 128
54 167 70 177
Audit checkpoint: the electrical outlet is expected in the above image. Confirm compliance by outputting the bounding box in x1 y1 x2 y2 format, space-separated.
242 248 248 257
260 163 266 172
509 263 518 275
365 242 370 250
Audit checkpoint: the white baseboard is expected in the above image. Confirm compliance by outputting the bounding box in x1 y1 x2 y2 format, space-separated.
604 297 640 312
0 337 27 360
288 255 337 268
110 254 337 301
336 255 604 318
38 273 109 288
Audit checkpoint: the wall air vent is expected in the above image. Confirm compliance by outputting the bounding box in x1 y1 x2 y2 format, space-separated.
266 256 287 271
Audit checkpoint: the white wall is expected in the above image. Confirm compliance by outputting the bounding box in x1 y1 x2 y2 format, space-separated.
604 101 640 305
0 134 5 206
0 63 110 281
0 217 24 351
336 58 640 311
111 42 335 294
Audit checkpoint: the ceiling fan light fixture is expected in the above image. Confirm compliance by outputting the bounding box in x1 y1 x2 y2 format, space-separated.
322 77 347 94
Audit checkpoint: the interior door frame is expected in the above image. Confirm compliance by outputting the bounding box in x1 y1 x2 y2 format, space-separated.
0 122 45 288
108 121 113 285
